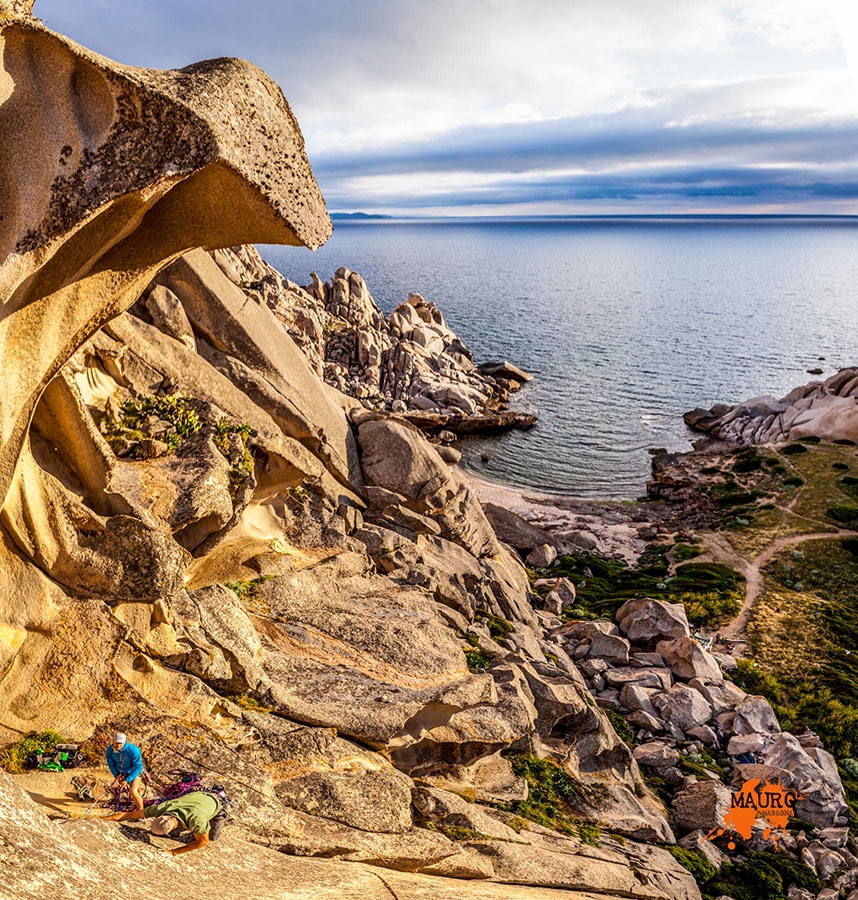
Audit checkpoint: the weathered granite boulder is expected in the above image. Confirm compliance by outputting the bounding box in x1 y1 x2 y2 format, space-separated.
605 667 672 691
617 599 691 644
156 250 362 492
358 417 500 558
684 369 858 444
143 284 197 351
688 678 746 714
671 781 733 832
757 732 847 828
477 361 534 382
633 742 681 768
651 685 713 733
526 543 557 568
656 636 722 682
483 503 555 551
732 696 781 736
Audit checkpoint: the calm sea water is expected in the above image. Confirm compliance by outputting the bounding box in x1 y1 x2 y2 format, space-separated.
262 217 858 499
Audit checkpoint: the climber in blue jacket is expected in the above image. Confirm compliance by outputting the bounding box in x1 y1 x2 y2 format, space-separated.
105 732 145 811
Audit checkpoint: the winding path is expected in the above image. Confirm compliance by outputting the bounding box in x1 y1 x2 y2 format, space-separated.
717 530 858 639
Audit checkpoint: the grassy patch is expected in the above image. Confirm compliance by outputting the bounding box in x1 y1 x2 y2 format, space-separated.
475 609 516 639
492 752 603 844
227 693 272 713
705 850 820 900
423 822 489 842
465 650 491 670
554 553 743 629
667 846 716 885
605 709 634 746
674 543 703 562
225 575 274 603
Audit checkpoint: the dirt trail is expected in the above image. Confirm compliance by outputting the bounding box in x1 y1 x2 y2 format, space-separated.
709 529 858 640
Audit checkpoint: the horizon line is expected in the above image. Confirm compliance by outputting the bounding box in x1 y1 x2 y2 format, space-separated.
329 212 858 221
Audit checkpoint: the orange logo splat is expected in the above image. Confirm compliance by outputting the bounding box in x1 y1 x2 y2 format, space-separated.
706 779 801 850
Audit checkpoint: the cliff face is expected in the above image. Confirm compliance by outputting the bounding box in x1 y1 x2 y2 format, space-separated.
0 8 700 899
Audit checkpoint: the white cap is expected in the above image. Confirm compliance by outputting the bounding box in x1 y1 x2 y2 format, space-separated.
150 815 178 835
113 732 126 745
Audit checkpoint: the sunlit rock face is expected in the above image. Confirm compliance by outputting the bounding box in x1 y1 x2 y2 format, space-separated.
0 10 331 513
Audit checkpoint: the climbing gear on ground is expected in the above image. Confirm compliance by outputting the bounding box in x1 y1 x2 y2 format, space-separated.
71 775 98 801
26 744 82 772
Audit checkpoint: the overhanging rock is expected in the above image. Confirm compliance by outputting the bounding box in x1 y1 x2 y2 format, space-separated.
0 11 331 510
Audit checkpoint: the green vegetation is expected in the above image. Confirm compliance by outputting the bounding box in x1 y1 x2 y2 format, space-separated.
704 850 821 900
465 650 491 670
669 840 820 900
667 846 716 885
491 752 602 845
826 503 858 526
107 395 202 454
423 821 488 842
227 693 272 713
674 543 703 561
99 394 255 485
551 552 742 628
677 747 726 783
0 730 64 774
604 709 634 746
732 449 765 473
225 576 273 602
781 443 809 456
475 609 516 639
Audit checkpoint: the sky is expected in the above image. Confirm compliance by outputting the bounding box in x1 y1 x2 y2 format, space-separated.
33 0 858 216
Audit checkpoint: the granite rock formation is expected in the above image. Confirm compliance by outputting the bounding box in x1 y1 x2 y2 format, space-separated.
685 368 858 445
0 8 698 899
210 245 535 434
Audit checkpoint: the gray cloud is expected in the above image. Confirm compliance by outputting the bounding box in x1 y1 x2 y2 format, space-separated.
33 0 857 214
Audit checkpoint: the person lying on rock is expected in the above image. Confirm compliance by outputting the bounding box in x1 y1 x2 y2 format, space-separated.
105 791 224 857
105 732 145 812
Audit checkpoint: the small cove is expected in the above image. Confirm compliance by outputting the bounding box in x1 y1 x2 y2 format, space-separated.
263 216 858 499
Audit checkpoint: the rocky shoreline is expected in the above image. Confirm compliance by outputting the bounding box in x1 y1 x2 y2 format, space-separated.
214 246 536 437
2 5 857 900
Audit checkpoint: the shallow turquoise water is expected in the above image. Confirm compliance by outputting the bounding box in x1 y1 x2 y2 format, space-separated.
262 217 858 498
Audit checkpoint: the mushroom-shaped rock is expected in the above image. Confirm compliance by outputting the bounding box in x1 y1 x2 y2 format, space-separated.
616 598 691 644
0 14 331 511
656 636 722 682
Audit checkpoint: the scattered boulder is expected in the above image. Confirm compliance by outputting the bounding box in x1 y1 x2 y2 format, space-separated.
616 598 691 644
672 781 733 832
651 685 713 733
656 636 722 682
732 696 781 736
526 544 557 568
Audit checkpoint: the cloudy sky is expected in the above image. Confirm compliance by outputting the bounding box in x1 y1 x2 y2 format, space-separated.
36 0 858 216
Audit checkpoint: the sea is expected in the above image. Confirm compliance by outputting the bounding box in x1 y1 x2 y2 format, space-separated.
262 216 858 500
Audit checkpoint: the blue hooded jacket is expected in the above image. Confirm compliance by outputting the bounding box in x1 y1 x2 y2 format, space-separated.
106 741 143 781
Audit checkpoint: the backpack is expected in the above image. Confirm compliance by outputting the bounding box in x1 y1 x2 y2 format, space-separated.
26 744 82 771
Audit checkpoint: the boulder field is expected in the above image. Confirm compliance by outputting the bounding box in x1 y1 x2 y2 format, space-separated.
0 5 697 898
